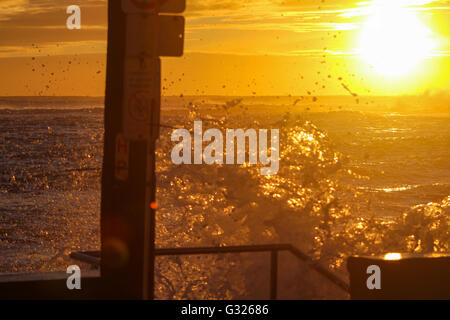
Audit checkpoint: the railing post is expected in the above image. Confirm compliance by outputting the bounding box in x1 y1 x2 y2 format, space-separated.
270 250 278 300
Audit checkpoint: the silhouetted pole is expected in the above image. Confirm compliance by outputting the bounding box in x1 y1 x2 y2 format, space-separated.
102 0 150 299
102 0 184 299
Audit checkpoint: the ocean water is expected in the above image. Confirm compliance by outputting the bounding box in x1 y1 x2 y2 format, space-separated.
0 98 102 274
0 96 448 298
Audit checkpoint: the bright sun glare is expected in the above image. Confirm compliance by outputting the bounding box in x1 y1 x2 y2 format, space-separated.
359 0 436 77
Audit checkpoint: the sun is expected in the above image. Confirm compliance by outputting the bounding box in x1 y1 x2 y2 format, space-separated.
358 1 436 77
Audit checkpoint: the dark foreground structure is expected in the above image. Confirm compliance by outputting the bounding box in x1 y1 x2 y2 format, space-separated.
0 1 449 300
348 253 450 299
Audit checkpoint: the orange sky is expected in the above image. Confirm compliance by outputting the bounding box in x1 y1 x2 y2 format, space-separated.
0 0 448 96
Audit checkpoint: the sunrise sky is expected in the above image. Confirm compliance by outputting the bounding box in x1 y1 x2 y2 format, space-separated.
0 0 448 96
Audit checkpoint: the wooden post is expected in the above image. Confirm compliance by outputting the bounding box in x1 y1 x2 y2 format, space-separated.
101 0 159 299
101 0 183 299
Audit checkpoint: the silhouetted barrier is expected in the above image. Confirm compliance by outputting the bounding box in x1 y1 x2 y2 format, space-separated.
4 249 450 299
348 253 450 299
70 243 349 299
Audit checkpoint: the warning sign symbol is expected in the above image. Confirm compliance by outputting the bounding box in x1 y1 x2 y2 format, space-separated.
128 91 151 122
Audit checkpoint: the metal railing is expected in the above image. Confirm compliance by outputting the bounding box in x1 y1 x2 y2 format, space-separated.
71 243 349 299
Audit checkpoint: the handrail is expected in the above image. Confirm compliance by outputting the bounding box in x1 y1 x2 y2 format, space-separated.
70 243 349 299
154 244 291 255
155 244 349 295
287 245 349 293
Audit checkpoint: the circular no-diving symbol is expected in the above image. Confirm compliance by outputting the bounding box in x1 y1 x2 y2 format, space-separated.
128 90 151 122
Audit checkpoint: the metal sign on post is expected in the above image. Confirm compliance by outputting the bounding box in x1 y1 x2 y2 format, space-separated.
121 1 184 141
102 0 185 300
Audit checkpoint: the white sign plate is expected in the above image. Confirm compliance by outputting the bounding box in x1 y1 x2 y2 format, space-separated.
122 0 185 14
122 58 157 140
125 15 158 57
